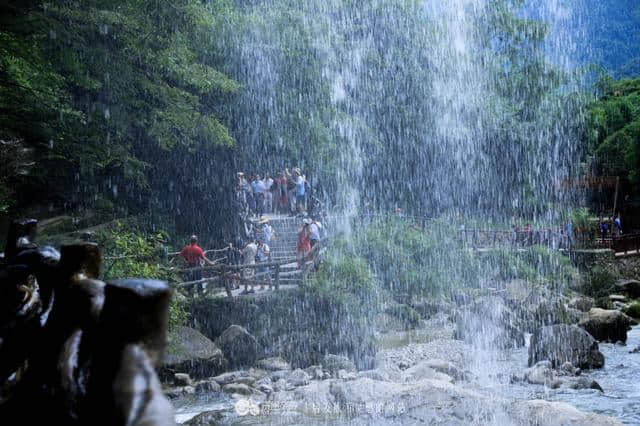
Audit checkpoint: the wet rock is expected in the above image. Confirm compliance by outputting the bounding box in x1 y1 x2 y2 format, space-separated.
304 365 324 380
173 373 192 387
256 382 273 395
255 357 291 371
609 294 627 303
162 326 227 380
211 370 250 386
615 279 640 299
568 297 594 312
613 301 629 312
272 378 287 392
565 376 603 392
287 369 310 387
523 362 554 385
402 362 453 383
215 325 263 368
233 376 256 387
322 354 356 374
357 369 390 381
194 379 220 393
420 358 468 381
578 308 633 343
455 296 524 348
558 361 580 376
528 324 604 369
183 409 225 426
222 383 251 395
164 386 196 399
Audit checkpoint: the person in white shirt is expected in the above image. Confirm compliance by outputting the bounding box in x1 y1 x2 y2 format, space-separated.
242 240 258 293
309 218 322 248
256 238 271 290
264 173 274 213
258 216 275 246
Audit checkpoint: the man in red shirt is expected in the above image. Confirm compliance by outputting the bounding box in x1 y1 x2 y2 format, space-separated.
180 235 215 282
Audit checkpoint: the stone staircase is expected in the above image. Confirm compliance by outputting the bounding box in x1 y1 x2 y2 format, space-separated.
262 215 303 261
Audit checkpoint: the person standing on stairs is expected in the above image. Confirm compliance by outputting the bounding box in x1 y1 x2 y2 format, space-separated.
241 239 258 294
297 220 312 268
258 216 275 247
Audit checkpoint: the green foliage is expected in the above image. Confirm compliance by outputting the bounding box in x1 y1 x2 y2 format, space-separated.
96 222 187 332
624 301 640 319
313 218 577 308
0 0 237 228
582 265 620 298
587 76 640 188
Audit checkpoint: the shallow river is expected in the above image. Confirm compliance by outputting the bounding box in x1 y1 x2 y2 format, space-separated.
173 326 640 425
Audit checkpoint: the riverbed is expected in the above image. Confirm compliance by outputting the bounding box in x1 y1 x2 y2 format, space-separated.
172 325 640 425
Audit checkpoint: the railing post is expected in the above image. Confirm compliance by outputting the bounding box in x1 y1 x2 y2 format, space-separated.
275 264 280 290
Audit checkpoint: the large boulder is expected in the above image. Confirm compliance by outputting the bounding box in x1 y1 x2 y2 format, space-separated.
322 354 356 374
215 325 263 368
568 297 594 313
455 296 524 348
528 324 604 369
578 308 633 343
162 326 228 380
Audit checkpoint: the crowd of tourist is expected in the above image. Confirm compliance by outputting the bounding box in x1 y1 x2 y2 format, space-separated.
235 167 312 217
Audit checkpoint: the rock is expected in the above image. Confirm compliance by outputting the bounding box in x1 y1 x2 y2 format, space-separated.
215 325 263 368
233 376 256 386
257 383 273 395
183 409 225 425
162 326 228 380
269 370 291 382
273 378 287 392
615 279 640 298
578 308 632 343
568 297 594 312
565 376 603 392
558 362 580 376
164 386 195 399
287 369 310 387
455 296 524 349
609 294 627 302
173 373 192 387
211 370 250 386
403 362 453 383
528 324 604 369
322 354 356 374
194 379 221 393
304 365 324 380
357 369 390 381
613 301 629 311
523 362 553 385
421 358 468 381
337 369 357 380
255 357 291 371
222 383 252 395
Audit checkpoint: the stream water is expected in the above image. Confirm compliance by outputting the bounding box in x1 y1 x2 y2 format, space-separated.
173 326 640 425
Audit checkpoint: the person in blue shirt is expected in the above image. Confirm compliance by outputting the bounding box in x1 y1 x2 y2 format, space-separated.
614 214 622 236
294 168 306 214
